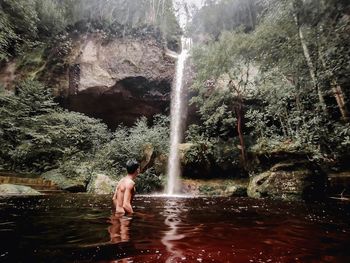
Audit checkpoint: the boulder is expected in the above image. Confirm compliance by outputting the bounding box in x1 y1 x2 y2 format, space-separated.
225 185 248 197
181 179 248 197
247 161 326 201
87 173 118 195
140 144 154 172
0 184 43 196
41 169 87 192
154 154 168 175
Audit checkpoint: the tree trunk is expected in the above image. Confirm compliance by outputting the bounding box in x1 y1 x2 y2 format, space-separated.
332 81 349 121
293 2 327 112
229 80 246 167
235 104 246 166
317 25 349 121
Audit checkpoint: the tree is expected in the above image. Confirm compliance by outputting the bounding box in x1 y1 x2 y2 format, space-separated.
191 31 256 166
0 80 110 172
189 0 350 165
35 0 68 36
0 0 39 61
189 0 258 40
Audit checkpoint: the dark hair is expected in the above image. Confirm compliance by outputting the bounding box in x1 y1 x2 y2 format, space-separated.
126 159 140 174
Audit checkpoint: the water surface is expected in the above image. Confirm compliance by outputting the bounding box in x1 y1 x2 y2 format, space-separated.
0 194 349 262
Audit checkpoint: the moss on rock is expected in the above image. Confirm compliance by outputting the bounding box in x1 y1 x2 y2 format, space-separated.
181 179 248 197
247 161 326 201
0 184 43 196
87 173 117 195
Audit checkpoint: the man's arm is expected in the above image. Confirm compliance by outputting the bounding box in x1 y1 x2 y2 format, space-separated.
122 182 135 214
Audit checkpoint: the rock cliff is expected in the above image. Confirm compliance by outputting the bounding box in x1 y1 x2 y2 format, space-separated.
0 33 176 128
62 34 176 128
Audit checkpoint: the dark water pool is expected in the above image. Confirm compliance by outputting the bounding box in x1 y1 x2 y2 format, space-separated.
0 194 349 263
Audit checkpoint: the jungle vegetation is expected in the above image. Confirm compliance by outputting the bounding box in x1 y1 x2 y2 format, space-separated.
0 0 349 186
0 0 178 192
0 80 169 191
187 0 350 172
0 0 181 64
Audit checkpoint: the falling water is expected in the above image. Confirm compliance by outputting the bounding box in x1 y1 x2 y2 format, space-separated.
166 37 192 195
166 0 202 195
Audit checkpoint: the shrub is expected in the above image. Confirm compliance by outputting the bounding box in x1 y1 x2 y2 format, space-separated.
136 168 165 194
0 80 110 172
93 115 170 176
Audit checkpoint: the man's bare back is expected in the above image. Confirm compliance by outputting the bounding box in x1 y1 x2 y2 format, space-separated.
112 160 139 215
113 176 135 214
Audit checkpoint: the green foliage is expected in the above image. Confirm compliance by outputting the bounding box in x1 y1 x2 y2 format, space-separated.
189 0 258 39
0 0 181 62
198 184 216 195
0 79 169 186
190 30 256 140
189 0 350 167
56 0 180 48
93 115 169 175
0 9 17 62
35 0 68 36
185 126 241 173
0 0 39 61
0 80 110 172
136 168 165 194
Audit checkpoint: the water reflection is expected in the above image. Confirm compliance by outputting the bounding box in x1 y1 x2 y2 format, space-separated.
161 199 186 263
108 214 131 244
1 196 350 262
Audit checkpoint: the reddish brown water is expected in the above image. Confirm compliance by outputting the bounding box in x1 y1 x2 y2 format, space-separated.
0 194 349 263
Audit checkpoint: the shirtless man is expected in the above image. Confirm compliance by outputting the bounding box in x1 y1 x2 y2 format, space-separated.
112 160 140 215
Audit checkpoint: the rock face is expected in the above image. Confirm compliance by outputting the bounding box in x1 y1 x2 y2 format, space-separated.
0 33 181 128
140 144 154 172
0 184 43 196
61 34 176 128
0 62 16 89
247 162 326 201
87 173 117 195
181 179 248 197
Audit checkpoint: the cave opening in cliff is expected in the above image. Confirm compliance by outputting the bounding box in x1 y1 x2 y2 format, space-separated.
61 76 172 130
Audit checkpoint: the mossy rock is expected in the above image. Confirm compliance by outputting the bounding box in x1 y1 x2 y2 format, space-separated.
87 173 117 195
41 169 87 192
247 161 326 201
182 179 248 197
0 184 43 196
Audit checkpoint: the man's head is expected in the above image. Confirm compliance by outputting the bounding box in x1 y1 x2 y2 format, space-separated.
126 159 140 176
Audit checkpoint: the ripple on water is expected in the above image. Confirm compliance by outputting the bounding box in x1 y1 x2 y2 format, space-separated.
0 195 349 262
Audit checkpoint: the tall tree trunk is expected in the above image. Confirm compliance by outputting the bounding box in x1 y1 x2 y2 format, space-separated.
317 26 349 121
293 1 327 112
229 80 246 167
235 103 246 166
332 81 349 121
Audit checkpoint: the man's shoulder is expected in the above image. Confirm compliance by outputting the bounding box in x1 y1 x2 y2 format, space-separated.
125 178 135 188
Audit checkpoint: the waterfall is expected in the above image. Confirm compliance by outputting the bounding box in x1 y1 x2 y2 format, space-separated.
166 0 202 195
166 37 192 195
